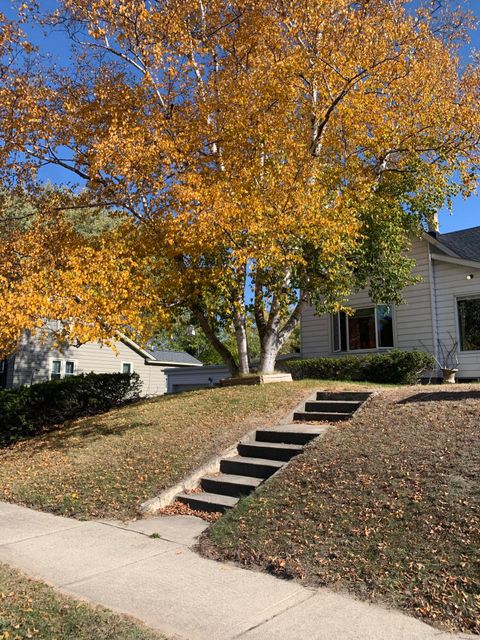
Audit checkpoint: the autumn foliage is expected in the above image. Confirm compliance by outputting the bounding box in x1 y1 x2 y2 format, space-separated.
0 2 479 372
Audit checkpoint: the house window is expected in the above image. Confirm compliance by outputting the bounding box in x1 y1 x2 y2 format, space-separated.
65 361 76 377
376 305 394 348
0 360 4 374
51 360 62 380
332 305 393 351
457 297 480 351
122 362 133 374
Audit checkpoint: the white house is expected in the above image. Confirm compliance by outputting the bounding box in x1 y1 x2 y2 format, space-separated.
0 329 202 396
300 226 480 381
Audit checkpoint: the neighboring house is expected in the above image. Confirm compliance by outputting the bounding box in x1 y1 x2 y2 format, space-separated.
0 328 202 396
166 364 231 393
301 225 480 381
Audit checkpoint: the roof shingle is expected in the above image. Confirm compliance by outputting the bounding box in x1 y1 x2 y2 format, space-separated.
437 226 480 263
146 349 203 366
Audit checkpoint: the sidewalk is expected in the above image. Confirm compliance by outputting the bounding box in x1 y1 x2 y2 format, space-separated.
0 501 470 640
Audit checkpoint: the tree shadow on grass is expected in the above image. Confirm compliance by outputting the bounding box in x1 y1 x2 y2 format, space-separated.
398 390 480 404
2 396 181 454
2 386 215 454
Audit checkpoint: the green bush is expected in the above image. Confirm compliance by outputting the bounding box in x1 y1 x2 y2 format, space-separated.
0 372 142 446
278 350 435 385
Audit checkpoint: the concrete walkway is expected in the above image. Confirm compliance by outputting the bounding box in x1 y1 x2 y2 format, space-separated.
0 502 470 640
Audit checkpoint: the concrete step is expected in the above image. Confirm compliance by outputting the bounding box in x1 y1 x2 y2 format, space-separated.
237 441 303 462
220 456 285 479
201 474 262 497
305 400 361 413
316 391 371 401
293 411 352 422
176 491 238 513
255 426 325 445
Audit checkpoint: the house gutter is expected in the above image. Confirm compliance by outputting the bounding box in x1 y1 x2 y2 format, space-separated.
427 246 440 376
430 253 480 270
145 360 203 367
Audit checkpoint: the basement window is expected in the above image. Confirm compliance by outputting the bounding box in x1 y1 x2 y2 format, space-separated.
332 305 393 352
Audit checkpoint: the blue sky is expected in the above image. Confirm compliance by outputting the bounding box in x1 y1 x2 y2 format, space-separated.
4 0 480 233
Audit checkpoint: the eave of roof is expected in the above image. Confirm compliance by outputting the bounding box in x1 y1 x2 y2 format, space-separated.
436 226 480 263
422 231 461 258
118 334 202 366
430 253 480 270
145 359 203 367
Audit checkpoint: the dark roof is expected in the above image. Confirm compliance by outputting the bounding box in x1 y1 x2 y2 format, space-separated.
146 349 203 366
436 226 480 263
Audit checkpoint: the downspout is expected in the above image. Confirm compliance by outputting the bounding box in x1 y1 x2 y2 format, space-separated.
427 245 440 378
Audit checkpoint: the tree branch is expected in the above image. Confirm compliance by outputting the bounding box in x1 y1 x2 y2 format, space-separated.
191 302 239 376
278 293 308 344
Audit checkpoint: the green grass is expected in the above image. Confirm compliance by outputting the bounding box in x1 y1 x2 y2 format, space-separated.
0 380 379 520
0 563 164 640
199 385 480 634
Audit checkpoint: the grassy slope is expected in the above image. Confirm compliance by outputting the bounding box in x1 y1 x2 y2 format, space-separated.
0 563 164 640
200 386 480 634
0 380 345 520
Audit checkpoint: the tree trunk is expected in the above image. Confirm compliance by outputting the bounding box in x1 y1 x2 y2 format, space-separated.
233 312 250 375
258 335 279 374
256 296 307 374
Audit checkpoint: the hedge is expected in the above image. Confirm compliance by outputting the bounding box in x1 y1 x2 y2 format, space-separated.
278 350 435 385
0 372 142 447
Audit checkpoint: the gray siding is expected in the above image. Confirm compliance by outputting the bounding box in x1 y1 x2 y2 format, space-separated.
301 237 435 357
166 365 230 393
431 258 480 378
394 238 435 353
12 330 167 396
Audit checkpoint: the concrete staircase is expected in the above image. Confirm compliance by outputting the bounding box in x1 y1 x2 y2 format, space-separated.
176 424 324 513
293 390 371 422
176 390 372 514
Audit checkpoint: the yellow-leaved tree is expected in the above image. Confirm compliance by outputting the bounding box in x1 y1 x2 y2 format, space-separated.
1 1 479 374
0 188 165 359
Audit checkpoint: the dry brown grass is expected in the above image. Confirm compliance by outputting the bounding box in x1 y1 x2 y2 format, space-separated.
200 385 480 634
0 380 336 520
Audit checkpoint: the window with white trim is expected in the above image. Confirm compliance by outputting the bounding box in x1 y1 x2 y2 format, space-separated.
332 305 394 352
51 359 62 380
65 361 76 377
122 362 133 374
457 296 480 351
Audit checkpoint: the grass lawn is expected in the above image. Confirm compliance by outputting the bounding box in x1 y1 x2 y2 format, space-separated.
0 563 164 640
199 386 480 634
0 379 354 520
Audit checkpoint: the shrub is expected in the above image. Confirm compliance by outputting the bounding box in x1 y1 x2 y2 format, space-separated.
278 350 435 385
0 372 142 446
